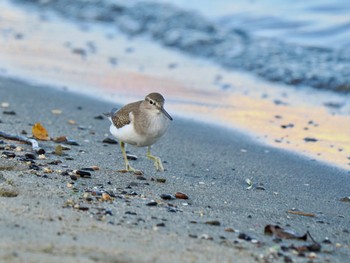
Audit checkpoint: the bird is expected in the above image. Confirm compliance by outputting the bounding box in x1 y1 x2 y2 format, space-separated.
105 92 172 172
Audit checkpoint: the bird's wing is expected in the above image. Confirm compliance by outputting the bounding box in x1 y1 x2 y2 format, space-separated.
112 101 141 129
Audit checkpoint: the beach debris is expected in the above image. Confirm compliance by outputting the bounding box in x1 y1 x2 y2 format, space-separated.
160 194 175 200
32 123 49 141
175 192 189 199
339 196 350 202
200 234 213 240
153 178 166 183
264 225 307 241
0 131 45 153
205 220 221 226
245 178 253 190
287 210 315 217
51 109 62 115
136 175 147 180
102 137 118 144
101 192 113 201
238 233 253 242
304 137 318 142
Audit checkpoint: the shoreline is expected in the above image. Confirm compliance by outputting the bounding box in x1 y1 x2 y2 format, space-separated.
1 77 350 262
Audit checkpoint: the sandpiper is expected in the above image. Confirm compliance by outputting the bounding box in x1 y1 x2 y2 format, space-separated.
105 92 172 172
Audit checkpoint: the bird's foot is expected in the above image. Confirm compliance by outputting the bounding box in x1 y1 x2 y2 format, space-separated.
147 155 164 172
117 164 142 174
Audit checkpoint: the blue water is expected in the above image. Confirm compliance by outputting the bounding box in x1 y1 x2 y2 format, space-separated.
152 0 350 49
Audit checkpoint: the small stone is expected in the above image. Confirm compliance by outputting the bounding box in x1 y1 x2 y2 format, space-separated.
38 154 46 160
160 194 175 200
70 175 78 181
1 102 9 108
224 228 236 233
126 154 138 160
304 137 318 142
205 220 221 226
0 186 18 197
146 201 158 206
102 192 113 201
2 151 15 158
136 176 147 180
238 233 252 241
102 137 118 144
200 234 213 240
156 222 165 227
24 153 36 160
156 178 166 183
175 192 189 199
43 167 53 173
48 160 62 165
68 119 76 125
3 110 16 115
133 170 143 176
75 170 91 178
51 109 62 115
94 115 104 120
340 196 350 202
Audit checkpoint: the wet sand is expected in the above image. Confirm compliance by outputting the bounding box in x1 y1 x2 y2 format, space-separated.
1 78 350 262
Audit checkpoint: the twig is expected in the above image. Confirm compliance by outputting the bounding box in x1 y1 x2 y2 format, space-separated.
287 210 315 217
0 131 45 154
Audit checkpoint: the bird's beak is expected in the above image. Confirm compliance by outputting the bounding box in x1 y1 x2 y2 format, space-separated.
161 107 173 121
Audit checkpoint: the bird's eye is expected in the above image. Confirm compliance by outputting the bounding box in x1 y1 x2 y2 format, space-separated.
149 100 154 105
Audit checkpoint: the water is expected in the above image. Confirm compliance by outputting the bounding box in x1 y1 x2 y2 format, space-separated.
10 0 350 93
154 0 350 49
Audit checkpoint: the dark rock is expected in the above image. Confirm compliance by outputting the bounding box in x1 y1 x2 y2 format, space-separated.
304 137 318 142
1 151 15 158
75 170 91 178
126 154 137 160
160 194 175 200
3 110 16 115
156 222 165 227
125 211 137 215
102 137 118 144
24 153 36 160
146 201 158 206
48 160 62 165
238 233 252 241
94 115 104 120
136 176 147 180
340 196 350 202
70 175 78 181
205 220 221 226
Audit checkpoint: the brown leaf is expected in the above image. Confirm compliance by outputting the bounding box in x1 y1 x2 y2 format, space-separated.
264 224 307 241
53 136 68 143
32 123 49 141
175 192 189 199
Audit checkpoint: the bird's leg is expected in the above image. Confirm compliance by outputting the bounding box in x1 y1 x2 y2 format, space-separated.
147 146 164 171
119 141 137 172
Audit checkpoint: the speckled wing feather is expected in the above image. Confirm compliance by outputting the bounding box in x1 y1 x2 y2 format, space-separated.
112 101 141 129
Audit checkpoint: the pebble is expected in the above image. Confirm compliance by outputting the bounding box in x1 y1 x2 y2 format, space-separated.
136 176 147 180
155 178 166 183
94 115 104 120
3 110 16 115
24 153 36 160
126 154 138 160
146 201 158 206
1 151 15 158
205 220 221 226
304 137 318 142
175 192 189 199
339 196 350 202
102 192 113 201
238 233 252 241
160 194 175 200
102 137 118 144
156 222 165 227
70 175 78 181
224 228 237 233
75 170 91 178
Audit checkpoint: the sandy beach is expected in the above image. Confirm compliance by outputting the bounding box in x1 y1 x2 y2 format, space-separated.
1 78 349 262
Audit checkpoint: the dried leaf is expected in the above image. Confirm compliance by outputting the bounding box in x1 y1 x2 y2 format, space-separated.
32 123 49 141
264 224 307 241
